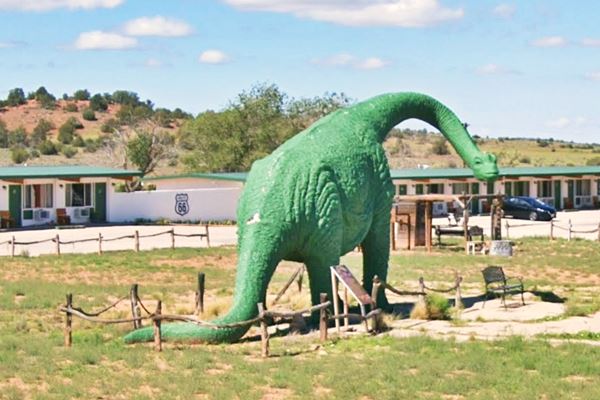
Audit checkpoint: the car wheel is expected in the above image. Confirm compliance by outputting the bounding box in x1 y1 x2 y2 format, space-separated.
529 211 538 221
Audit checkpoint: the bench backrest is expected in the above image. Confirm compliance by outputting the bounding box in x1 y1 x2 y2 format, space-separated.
56 208 67 217
0 210 11 219
482 266 506 285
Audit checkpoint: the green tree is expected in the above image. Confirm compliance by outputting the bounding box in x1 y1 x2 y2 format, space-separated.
34 86 56 109
10 146 29 164
127 129 175 177
37 140 58 155
82 108 96 121
112 90 140 106
31 119 54 145
58 121 75 144
73 89 90 101
431 136 450 155
0 119 8 148
6 88 26 107
89 93 108 112
9 126 28 147
116 104 153 126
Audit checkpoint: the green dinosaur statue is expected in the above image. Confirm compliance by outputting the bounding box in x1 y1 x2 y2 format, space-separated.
124 92 498 344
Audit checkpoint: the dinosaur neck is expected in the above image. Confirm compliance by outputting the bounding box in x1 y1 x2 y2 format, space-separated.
354 92 483 166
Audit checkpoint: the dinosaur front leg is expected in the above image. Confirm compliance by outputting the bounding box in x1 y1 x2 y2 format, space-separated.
361 209 392 310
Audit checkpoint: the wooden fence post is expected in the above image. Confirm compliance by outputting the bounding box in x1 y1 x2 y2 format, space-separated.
258 302 269 358
343 287 349 329
10 235 15 258
130 284 142 329
319 293 328 342
195 272 205 315
549 220 554 241
134 230 140 252
98 233 103 255
153 300 162 352
296 265 304 293
55 234 61 256
418 277 425 299
454 273 463 309
505 220 510 239
170 229 175 250
331 270 340 333
371 276 382 333
568 219 572 241
204 224 210 248
64 293 73 347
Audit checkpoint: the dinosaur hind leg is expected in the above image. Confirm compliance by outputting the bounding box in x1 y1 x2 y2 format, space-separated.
361 209 392 311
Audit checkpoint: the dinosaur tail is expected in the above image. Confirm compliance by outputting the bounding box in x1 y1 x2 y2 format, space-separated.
124 222 281 344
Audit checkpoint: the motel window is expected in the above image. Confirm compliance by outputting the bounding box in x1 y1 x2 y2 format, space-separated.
23 184 53 209
427 183 444 194
451 183 469 195
575 180 591 196
537 181 553 198
65 183 92 207
507 181 529 197
397 185 407 195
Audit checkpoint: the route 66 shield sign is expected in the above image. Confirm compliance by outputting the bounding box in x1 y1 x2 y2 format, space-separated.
175 193 190 216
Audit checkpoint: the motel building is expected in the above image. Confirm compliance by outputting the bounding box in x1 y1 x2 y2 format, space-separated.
148 166 600 218
0 166 141 228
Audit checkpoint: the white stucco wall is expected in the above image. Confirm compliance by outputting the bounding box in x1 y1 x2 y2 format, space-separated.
108 188 242 222
150 177 243 190
0 182 8 211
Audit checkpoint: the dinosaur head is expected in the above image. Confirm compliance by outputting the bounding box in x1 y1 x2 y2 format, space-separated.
469 152 499 181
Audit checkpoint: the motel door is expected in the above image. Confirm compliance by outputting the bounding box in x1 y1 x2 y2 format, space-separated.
471 183 480 214
554 181 562 210
8 185 22 227
94 183 107 222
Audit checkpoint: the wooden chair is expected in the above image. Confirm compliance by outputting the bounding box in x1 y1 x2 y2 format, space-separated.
481 266 525 309
0 210 14 229
56 208 71 225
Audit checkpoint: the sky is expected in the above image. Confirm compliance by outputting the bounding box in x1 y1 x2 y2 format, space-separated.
0 0 599 143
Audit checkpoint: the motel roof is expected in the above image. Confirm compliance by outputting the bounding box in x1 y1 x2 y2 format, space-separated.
147 165 600 183
0 165 142 180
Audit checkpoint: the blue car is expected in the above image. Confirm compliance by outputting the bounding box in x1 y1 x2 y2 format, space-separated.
502 196 557 221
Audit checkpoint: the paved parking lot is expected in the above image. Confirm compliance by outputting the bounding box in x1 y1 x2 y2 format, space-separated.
0 209 598 257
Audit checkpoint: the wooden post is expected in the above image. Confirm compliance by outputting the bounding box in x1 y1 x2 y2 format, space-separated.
55 234 61 256
425 201 432 253
153 300 162 352
568 219 572 241
343 286 349 329
454 273 463 309
371 276 382 333
319 293 328 342
134 230 140 252
331 270 340 333
170 229 175 250
130 284 141 329
64 293 73 347
549 220 554 241
98 233 103 255
10 235 15 258
204 224 211 248
258 302 269 358
505 220 510 239
195 272 205 315
390 220 396 251
296 265 304 293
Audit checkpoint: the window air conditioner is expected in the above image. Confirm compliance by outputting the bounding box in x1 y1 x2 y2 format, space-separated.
74 208 90 218
33 209 49 221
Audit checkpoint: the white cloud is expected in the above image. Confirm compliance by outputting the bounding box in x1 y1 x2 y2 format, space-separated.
0 0 122 11
585 71 600 81
199 50 230 64
0 41 20 48
123 16 194 37
492 3 515 18
313 53 389 70
581 38 600 47
546 117 570 129
145 58 163 68
531 36 567 47
74 31 137 50
476 63 518 75
356 57 388 70
222 0 464 27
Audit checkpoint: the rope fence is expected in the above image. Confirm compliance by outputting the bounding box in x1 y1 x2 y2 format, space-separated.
383 274 463 308
59 271 382 357
3 225 210 257
504 219 600 242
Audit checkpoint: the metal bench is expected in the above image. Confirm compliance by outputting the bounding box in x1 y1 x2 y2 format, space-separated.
435 225 484 245
481 266 524 309
0 210 14 229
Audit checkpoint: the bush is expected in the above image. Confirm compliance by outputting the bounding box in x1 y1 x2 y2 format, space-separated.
586 156 600 166
64 103 78 112
519 156 531 164
410 293 451 320
34 86 56 109
66 117 84 130
37 140 58 155
82 108 96 121
58 122 75 144
9 127 28 146
6 88 26 107
72 135 85 147
84 138 100 153
431 136 450 155
29 148 40 158
32 119 54 145
100 118 119 133
89 94 108 112
61 145 77 158
0 119 9 148
73 89 90 101
10 146 29 164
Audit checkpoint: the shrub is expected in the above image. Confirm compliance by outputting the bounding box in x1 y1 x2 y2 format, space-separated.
64 103 78 112
6 88 26 107
73 89 90 101
89 94 108 112
9 126 28 146
61 145 77 158
58 122 75 144
34 86 56 109
82 108 96 121
72 135 85 147
32 119 54 145
84 138 100 153
100 118 119 133
10 146 29 164
37 140 58 155
519 156 531 164
66 117 84 129
0 119 9 148
586 156 600 166
410 293 451 320
29 148 40 158
431 136 450 155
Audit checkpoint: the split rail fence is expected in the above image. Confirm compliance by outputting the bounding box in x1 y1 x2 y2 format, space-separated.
0 225 210 257
504 219 600 242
